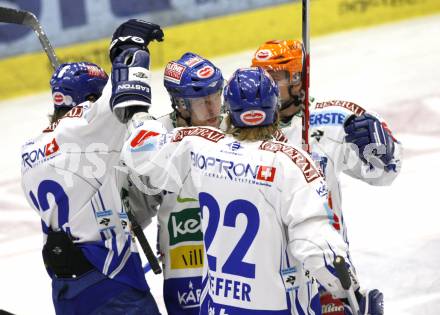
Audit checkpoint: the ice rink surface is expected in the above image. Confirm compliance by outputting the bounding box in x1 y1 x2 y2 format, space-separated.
1 14 440 314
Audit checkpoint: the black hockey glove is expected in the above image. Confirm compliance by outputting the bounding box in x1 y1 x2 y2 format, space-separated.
109 19 164 62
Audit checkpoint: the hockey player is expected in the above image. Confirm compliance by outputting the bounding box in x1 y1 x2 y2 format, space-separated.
118 65 384 315
154 52 224 314
252 40 399 314
160 52 224 129
20 19 164 315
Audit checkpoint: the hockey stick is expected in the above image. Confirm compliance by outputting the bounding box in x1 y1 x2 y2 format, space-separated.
121 188 162 275
302 0 311 153
0 6 59 69
334 256 361 315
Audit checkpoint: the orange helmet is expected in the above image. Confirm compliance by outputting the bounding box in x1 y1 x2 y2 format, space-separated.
251 40 303 81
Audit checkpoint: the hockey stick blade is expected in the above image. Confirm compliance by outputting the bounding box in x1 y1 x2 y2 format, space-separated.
0 6 28 24
0 6 59 69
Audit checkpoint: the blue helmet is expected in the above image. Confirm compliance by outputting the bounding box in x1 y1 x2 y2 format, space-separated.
50 62 108 109
163 52 223 100
224 67 279 127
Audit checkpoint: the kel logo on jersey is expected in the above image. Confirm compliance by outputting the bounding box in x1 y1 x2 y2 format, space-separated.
240 110 266 126
168 207 203 245
196 66 214 79
22 138 60 168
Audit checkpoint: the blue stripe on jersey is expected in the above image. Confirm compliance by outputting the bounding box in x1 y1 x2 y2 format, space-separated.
323 242 338 278
106 230 130 275
285 292 291 311
97 189 106 209
295 292 306 315
310 291 321 315
79 242 148 292
41 219 49 234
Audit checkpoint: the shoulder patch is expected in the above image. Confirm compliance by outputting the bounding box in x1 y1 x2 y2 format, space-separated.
172 127 225 143
259 141 322 183
315 100 365 116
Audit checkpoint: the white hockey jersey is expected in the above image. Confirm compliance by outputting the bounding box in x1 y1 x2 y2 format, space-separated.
121 120 356 315
155 113 204 314
281 99 402 242
280 99 402 314
20 82 148 292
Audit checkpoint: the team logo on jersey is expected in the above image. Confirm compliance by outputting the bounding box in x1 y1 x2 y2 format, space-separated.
226 141 243 151
281 267 299 292
255 49 272 60
310 112 346 127
196 65 214 79
320 293 345 314
191 151 277 186
256 166 276 182
184 56 204 67
172 127 225 143
240 110 266 126
164 62 187 84
170 245 204 269
311 129 324 142
259 141 321 183
45 138 59 156
168 207 203 246
22 138 60 168
315 100 366 117
315 179 329 197
176 280 202 308
130 130 160 151
311 152 328 178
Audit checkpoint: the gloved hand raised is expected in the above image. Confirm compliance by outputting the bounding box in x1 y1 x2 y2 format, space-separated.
109 19 164 62
110 48 151 123
344 113 396 171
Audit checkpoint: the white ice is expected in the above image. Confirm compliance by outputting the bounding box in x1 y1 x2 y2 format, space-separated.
1 14 439 314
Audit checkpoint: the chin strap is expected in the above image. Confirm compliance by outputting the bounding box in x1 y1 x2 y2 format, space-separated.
281 87 305 109
280 87 306 123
